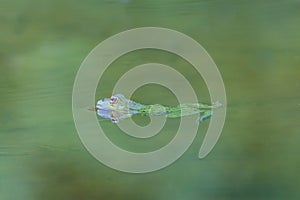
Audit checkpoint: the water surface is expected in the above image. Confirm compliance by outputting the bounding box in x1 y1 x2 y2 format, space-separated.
1 0 300 199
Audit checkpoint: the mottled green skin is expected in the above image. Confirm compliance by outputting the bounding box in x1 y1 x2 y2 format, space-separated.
134 103 218 121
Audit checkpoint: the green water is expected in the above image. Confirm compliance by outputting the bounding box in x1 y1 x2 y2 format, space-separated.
1 0 300 199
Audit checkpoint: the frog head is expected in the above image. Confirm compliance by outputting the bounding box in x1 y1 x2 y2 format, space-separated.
96 94 132 123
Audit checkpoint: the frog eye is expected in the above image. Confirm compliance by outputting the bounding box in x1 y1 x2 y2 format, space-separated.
110 96 118 104
110 116 119 123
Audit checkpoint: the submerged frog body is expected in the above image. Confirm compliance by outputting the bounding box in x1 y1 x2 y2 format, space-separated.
96 94 222 123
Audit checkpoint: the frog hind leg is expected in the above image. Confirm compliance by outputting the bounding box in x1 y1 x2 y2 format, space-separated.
197 110 213 124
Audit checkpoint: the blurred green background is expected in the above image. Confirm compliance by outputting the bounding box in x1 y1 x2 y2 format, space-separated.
1 0 300 199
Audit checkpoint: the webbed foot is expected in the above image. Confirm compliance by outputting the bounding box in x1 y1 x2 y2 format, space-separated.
197 110 213 124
